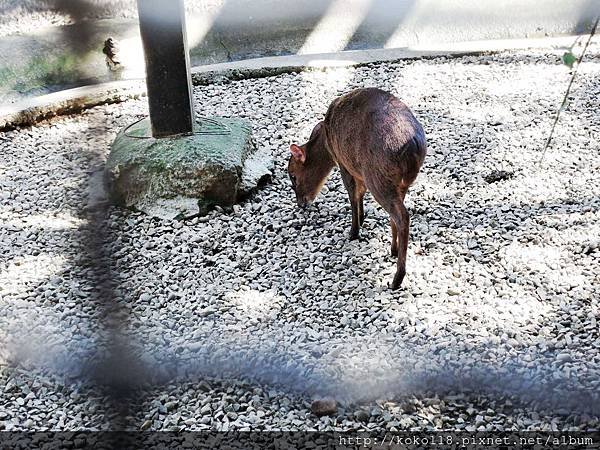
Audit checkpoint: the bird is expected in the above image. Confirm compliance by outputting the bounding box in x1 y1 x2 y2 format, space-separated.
102 37 122 72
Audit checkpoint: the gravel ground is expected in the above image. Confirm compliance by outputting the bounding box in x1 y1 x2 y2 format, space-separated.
1 43 599 432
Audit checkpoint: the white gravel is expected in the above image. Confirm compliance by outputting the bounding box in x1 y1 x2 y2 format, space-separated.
1 42 599 432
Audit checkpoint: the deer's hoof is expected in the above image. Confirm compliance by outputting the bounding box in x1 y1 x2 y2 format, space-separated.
391 270 405 290
359 212 367 226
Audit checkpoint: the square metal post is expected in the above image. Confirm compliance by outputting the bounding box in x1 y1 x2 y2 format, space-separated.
137 0 195 138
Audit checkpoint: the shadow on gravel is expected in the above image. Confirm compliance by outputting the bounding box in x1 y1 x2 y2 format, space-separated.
0 114 148 438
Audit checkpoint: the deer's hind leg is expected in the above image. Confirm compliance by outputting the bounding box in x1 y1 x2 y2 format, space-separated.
391 219 398 257
372 185 409 289
389 200 409 290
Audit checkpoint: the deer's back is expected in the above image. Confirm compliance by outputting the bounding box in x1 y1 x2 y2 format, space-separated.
324 88 426 190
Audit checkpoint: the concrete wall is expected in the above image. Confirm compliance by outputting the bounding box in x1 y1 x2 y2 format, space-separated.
188 0 599 61
1 0 599 101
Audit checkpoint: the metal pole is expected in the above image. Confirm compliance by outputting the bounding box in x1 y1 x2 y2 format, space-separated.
136 0 195 138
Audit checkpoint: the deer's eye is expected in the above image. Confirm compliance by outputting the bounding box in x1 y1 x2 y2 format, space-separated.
290 174 297 188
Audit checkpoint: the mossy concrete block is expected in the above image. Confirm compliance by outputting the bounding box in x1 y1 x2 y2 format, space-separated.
105 116 271 219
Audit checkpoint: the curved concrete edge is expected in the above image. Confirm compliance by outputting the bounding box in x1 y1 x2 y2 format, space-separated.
0 34 584 131
0 79 147 131
191 34 582 82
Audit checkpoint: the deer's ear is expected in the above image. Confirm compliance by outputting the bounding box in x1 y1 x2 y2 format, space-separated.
313 121 323 134
290 144 306 163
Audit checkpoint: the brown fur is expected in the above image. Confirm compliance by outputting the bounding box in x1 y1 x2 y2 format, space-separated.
288 88 426 289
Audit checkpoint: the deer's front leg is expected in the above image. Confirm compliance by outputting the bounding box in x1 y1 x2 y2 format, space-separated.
339 165 366 240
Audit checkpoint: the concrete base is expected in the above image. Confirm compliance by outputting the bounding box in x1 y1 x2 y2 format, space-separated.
104 116 272 220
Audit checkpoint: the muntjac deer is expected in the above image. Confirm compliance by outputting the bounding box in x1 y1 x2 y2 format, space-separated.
288 88 426 289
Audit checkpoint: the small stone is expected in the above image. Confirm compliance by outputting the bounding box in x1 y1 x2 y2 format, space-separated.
354 410 370 423
557 353 573 363
484 170 513 183
188 342 203 351
311 398 337 417
165 401 178 411
198 381 212 392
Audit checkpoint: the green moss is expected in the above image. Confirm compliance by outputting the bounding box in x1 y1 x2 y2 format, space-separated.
0 53 83 96
108 117 252 174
